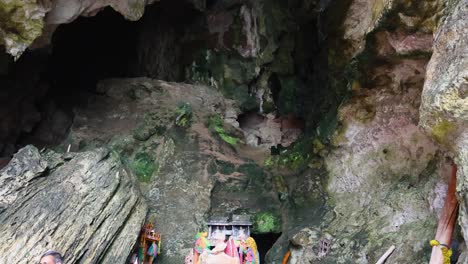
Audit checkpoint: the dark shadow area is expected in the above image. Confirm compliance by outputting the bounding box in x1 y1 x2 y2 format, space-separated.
251 232 282 262
0 0 205 156
48 7 138 105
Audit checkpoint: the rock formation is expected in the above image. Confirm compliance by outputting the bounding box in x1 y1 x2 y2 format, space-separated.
419 0 468 258
0 145 147 263
64 78 281 263
0 0 468 263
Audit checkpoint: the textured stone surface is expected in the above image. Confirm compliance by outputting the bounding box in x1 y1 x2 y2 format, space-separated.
342 0 394 57
0 145 147 263
458 133 468 262
0 0 49 58
419 0 468 143
321 79 442 263
417 1 468 261
264 1 451 259
63 77 280 264
341 0 443 59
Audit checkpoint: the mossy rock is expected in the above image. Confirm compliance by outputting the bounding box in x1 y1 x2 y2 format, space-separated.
174 102 193 128
431 119 456 145
208 114 240 146
131 152 155 182
0 1 45 57
253 212 282 234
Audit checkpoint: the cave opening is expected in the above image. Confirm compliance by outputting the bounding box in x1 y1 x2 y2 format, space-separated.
251 232 282 262
47 0 202 102
0 0 205 156
48 7 138 103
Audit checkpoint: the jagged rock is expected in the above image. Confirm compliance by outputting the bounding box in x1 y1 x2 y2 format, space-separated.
0 145 147 263
341 0 443 59
288 228 334 264
342 0 394 57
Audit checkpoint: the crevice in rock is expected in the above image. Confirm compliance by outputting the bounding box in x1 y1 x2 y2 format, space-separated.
251 232 282 262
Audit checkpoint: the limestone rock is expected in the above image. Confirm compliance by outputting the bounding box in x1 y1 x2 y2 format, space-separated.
0 0 159 57
458 133 468 257
342 0 394 57
419 0 468 143
318 55 443 263
0 145 147 263
0 0 50 58
63 78 281 264
418 0 468 252
288 228 334 264
341 0 443 60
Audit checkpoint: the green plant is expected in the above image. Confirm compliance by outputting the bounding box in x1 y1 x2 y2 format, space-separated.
175 102 193 127
253 212 282 233
208 114 239 146
131 152 155 182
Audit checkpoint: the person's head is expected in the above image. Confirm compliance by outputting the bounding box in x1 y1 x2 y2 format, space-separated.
39 250 63 264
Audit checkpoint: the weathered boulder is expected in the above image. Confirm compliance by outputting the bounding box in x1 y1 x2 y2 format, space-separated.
0 145 147 263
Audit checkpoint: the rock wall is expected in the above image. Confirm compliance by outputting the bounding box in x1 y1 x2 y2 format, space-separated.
64 77 281 263
0 145 147 263
419 0 468 258
1 0 468 263
265 0 463 263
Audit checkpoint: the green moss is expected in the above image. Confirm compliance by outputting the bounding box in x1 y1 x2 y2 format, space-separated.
253 212 282 234
174 102 193 127
431 120 455 144
208 114 240 146
264 138 313 170
131 152 155 182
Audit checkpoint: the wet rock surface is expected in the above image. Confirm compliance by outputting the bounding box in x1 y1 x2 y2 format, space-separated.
0 145 147 263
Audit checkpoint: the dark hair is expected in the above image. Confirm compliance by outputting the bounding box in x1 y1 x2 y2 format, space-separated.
40 250 64 264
